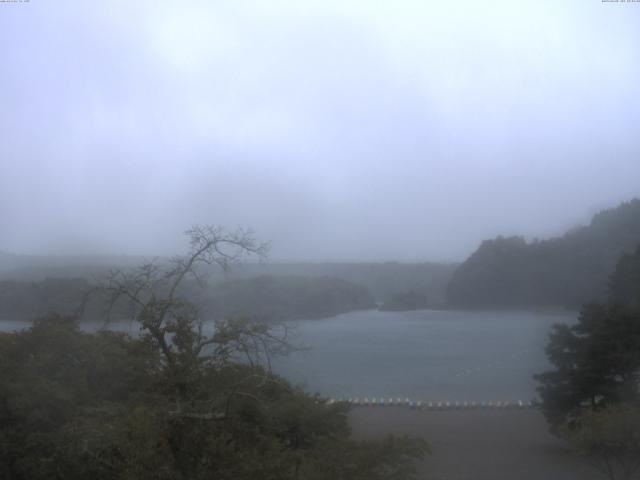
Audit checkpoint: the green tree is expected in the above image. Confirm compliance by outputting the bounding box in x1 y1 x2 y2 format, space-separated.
561 405 640 480
1 226 428 480
535 302 640 429
535 245 640 479
609 245 640 309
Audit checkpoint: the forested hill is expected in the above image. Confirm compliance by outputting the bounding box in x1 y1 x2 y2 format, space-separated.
0 255 457 306
0 275 375 322
221 262 457 305
447 199 640 308
192 275 375 322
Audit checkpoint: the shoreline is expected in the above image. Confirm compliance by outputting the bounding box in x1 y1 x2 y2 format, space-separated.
349 407 599 480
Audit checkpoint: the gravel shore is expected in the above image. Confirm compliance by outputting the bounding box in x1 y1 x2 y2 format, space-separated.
349 407 602 480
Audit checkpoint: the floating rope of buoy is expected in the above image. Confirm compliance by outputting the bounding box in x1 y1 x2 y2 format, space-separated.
325 396 538 410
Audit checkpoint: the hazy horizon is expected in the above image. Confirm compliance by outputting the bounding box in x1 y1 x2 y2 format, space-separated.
0 194 636 264
1 1 639 262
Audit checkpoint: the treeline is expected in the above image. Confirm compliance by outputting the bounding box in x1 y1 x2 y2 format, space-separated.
0 252 143 281
228 262 457 305
0 275 374 322
192 275 375 322
0 253 457 306
378 290 429 312
447 199 640 308
0 227 427 479
0 278 91 320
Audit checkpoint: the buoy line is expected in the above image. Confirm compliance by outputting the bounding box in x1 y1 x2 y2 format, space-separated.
325 397 538 410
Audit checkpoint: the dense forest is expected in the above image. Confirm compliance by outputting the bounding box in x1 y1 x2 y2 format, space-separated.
0 275 374 323
533 244 640 479
230 262 457 305
0 227 426 479
0 254 456 321
193 275 375 322
0 254 456 306
447 199 640 308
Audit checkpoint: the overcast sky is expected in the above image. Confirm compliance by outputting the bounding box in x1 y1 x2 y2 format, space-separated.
1 1 639 261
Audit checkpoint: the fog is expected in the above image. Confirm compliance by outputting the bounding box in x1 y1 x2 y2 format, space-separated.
1 0 639 261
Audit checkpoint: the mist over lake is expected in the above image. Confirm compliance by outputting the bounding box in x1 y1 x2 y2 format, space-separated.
2 1 639 478
274 309 576 401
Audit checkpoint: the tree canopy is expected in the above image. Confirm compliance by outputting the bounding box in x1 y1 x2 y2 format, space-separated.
535 244 640 429
561 405 640 480
0 226 427 479
535 242 640 479
448 199 640 307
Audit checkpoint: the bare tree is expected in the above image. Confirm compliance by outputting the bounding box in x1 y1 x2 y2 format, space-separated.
87 226 294 407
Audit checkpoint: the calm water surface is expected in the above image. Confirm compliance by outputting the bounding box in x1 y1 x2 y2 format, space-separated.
2 309 576 402
273 309 576 402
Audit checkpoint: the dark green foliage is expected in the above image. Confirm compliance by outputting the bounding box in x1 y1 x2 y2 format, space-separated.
448 199 640 307
535 246 640 431
561 405 640 480
0 314 160 479
0 315 426 480
535 303 640 429
609 245 640 309
1 228 426 479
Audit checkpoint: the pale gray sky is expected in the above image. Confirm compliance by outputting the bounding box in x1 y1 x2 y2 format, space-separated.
1 0 639 261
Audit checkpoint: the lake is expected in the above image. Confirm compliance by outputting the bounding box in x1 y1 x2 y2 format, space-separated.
273 309 576 402
1 308 576 403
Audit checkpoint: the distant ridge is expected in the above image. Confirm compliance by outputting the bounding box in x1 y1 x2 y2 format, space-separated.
447 198 640 308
